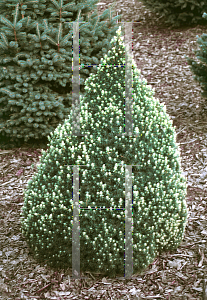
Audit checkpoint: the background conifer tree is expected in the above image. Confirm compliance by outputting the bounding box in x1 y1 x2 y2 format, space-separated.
0 0 122 145
184 12 207 115
138 0 207 29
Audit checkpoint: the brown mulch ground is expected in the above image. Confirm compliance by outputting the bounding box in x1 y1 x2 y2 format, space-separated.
1 1 207 299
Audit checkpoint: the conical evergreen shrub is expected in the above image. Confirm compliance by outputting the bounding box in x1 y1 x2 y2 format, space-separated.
0 0 122 143
20 26 188 278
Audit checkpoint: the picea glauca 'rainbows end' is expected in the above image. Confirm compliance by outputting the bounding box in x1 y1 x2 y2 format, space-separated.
20 26 188 278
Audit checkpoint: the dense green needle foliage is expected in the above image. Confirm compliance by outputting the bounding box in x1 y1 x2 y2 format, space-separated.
0 0 122 143
138 0 207 28
20 26 188 278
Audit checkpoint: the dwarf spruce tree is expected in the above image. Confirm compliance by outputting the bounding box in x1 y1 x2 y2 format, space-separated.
20 26 188 278
0 0 122 143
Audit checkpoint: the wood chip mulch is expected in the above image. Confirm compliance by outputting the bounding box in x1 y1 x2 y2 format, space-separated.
1 1 207 299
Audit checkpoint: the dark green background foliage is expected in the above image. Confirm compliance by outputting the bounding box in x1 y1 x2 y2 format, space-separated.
184 12 207 111
138 0 207 28
21 27 188 278
0 0 122 144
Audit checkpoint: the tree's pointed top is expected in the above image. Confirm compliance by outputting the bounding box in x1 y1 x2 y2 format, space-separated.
77 25 139 137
